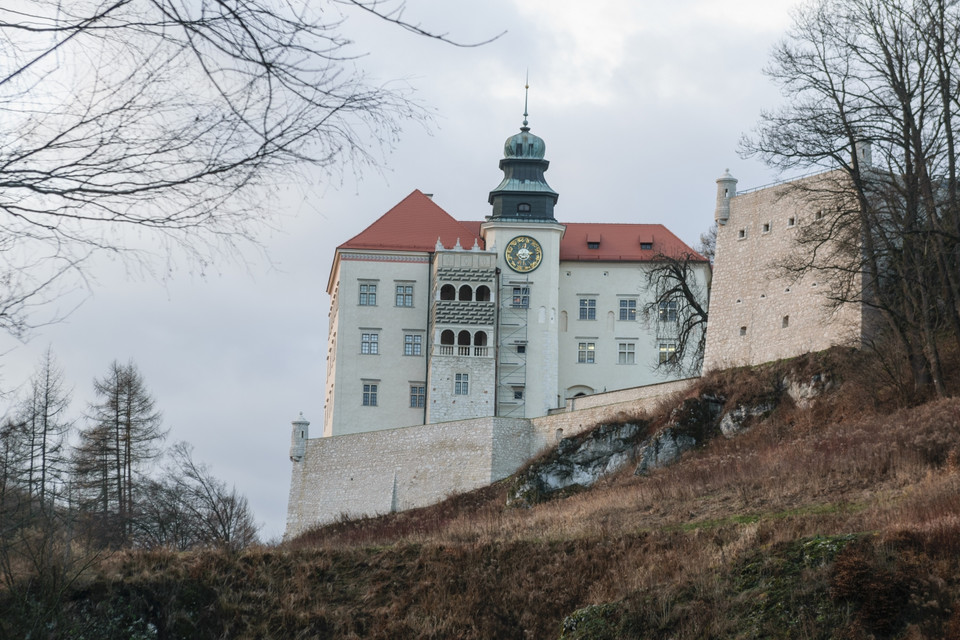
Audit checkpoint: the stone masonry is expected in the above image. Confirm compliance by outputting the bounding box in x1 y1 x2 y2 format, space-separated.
703 170 865 371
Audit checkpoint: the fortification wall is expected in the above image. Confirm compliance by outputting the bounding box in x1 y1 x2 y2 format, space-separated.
704 174 863 372
285 378 698 539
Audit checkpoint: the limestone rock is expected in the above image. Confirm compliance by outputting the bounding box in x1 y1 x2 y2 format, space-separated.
719 402 775 438
508 422 645 508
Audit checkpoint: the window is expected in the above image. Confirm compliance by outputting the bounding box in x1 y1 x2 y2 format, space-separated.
578 342 596 363
359 283 377 306
587 241 600 249
762 222 771 233
513 388 524 400
517 203 531 213
782 315 790 328
640 242 653 250
516 344 526 354
455 373 469 395
362 383 378 406
410 385 425 408
618 342 636 364
738 229 747 239
512 286 529 308
361 333 379 354
395 284 414 307
619 299 637 321
740 326 747 336
659 343 677 364
787 216 796 227
404 334 422 356
658 300 678 323
579 298 597 320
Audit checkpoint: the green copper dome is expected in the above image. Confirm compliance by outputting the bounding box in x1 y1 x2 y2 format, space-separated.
503 125 545 159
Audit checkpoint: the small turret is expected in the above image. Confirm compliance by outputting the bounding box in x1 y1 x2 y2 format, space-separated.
289 412 309 463
853 140 872 168
715 169 738 225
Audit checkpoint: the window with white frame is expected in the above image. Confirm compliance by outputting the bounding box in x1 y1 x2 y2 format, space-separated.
359 283 377 306
659 343 677 364
512 286 530 308
577 342 596 363
619 299 637 321
362 383 378 406
409 385 425 408
361 332 379 354
395 284 414 307
618 342 636 364
403 334 422 356
658 300 678 323
579 298 597 320
454 373 469 395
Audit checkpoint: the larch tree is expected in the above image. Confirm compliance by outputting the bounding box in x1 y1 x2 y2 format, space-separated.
75 360 164 546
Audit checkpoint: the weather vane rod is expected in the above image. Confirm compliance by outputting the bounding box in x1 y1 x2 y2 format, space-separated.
523 69 529 128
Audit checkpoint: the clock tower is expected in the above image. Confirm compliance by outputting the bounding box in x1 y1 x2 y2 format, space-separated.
481 94 565 418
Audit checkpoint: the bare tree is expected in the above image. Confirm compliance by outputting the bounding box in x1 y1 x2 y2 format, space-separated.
161 442 259 551
742 0 960 398
644 250 711 375
0 1 494 336
74 360 164 546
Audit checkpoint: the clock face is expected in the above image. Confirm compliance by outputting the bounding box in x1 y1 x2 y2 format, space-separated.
505 235 543 273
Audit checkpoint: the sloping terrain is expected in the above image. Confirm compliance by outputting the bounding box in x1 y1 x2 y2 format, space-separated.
6 348 960 639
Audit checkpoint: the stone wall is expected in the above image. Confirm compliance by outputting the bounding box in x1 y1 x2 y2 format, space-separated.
704 173 864 372
285 377 698 539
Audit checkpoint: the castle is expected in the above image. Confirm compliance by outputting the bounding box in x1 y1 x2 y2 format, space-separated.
285 111 864 539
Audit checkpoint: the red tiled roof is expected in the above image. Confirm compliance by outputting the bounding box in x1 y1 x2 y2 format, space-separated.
558 223 706 262
338 190 483 253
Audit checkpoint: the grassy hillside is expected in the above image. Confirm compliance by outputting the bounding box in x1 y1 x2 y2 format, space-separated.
5 348 960 639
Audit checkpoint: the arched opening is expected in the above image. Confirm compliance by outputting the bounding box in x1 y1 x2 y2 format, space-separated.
476 285 491 301
474 331 487 346
440 330 455 345
440 284 455 300
458 285 473 301
574 392 587 397
457 330 471 346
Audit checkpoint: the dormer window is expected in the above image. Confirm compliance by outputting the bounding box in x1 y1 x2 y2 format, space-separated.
640 242 653 250
517 202 531 213
587 242 599 249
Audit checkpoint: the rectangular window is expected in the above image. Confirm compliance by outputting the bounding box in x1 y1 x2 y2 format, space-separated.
578 342 596 363
409 385 425 408
513 388 524 400
587 241 600 249
658 300 678 323
455 373 469 395
362 383 378 406
395 284 414 307
618 342 636 364
640 242 653 250
579 298 597 320
359 283 377 306
512 287 530 308
516 344 526 354
659 343 677 365
361 333 379 355
619 299 637 321
404 334 422 356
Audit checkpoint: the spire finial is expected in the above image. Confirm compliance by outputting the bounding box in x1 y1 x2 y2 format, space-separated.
522 70 529 129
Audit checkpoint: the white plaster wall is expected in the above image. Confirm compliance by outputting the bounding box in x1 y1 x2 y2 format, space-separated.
327 251 432 436
557 261 708 398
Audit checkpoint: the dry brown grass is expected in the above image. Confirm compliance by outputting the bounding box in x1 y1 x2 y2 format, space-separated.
8 347 960 638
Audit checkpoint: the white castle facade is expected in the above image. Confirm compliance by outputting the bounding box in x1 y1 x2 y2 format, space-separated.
285 113 869 539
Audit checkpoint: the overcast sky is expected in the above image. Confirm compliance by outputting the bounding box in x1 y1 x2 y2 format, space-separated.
0 0 802 541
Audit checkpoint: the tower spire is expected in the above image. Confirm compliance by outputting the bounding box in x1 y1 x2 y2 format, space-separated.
522 70 529 130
